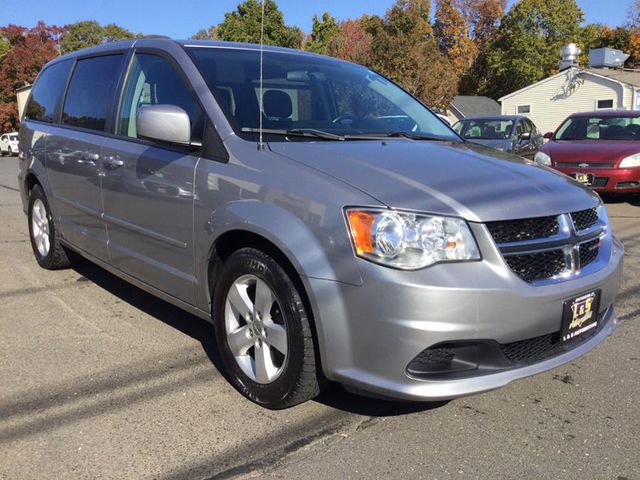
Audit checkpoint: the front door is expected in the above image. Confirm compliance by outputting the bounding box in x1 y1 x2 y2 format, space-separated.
101 52 205 304
46 54 125 261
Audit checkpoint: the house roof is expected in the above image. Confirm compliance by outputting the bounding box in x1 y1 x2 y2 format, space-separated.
450 96 501 118
499 67 640 101
584 68 640 87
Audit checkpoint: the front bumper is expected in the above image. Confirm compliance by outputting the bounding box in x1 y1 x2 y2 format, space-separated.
555 166 640 193
307 230 624 401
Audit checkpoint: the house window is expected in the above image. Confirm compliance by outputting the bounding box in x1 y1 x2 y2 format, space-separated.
596 99 614 110
516 105 531 114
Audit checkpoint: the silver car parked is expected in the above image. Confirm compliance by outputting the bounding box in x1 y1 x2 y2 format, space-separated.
19 38 623 409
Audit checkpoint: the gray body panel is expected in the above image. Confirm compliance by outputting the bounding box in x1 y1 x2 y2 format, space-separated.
18 38 623 402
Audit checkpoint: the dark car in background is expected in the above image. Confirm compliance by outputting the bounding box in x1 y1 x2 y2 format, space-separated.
453 115 544 158
535 111 640 194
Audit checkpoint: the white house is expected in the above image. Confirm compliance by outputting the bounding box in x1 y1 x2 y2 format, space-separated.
500 67 640 134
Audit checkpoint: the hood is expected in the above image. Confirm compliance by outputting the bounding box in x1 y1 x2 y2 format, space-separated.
465 138 511 152
541 140 640 165
269 139 599 222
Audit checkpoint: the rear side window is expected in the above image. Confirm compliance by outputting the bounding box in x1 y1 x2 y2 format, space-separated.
62 54 124 132
25 60 72 123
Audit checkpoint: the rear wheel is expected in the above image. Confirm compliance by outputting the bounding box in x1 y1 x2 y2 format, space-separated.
28 185 72 270
213 248 322 409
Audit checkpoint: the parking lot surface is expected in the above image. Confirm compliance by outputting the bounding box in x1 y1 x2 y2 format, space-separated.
1 156 638 479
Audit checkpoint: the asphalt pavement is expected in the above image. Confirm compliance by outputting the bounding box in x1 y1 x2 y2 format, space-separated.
1 156 638 479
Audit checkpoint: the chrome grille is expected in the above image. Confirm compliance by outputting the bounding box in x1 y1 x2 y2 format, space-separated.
556 162 614 169
488 207 605 284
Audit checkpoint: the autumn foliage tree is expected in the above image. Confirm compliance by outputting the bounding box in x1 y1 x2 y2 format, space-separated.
0 22 62 131
434 0 477 77
365 0 458 110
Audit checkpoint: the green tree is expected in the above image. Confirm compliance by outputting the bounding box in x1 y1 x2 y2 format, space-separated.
484 0 584 99
191 26 219 40
217 0 303 48
305 12 340 55
60 20 136 54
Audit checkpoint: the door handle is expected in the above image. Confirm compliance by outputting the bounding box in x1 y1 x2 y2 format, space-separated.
103 155 124 170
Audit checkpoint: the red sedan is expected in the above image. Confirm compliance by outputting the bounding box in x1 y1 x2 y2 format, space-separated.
535 110 640 194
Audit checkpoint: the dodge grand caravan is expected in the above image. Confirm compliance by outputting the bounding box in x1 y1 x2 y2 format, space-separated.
19 38 623 409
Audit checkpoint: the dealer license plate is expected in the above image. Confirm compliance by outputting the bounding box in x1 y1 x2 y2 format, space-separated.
561 290 600 342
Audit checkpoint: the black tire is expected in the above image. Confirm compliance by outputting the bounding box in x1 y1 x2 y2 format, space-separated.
28 185 72 270
212 247 322 409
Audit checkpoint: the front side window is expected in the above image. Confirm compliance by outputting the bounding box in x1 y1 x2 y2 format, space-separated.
62 54 124 131
25 60 72 123
556 116 640 141
117 53 203 140
186 47 459 142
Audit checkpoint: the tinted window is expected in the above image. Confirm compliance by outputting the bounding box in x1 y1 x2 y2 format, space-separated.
596 99 614 110
556 116 640 141
117 53 203 141
25 60 72 123
62 55 124 131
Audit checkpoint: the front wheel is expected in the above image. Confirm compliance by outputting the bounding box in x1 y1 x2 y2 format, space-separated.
28 185 72 270
212 248 322 409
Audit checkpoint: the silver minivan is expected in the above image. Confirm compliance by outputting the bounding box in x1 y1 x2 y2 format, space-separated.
19 38 623 409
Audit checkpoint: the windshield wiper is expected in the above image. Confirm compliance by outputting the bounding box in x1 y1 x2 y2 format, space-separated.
241 127 344 141
382 131 453 141
343 131 454 141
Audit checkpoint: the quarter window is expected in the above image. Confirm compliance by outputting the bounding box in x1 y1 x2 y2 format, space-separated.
117 53 202 140
25 60 72 123
62 55 124 131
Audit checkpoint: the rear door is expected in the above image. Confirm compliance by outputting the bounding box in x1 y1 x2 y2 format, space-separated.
46 54 125 261
101 51 205 303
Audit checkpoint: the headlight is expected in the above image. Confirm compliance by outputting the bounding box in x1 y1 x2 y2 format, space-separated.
619 153 640 168
345 208 480 269
534 151 551 166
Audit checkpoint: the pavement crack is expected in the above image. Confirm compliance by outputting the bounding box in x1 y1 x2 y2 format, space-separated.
0 182 19 192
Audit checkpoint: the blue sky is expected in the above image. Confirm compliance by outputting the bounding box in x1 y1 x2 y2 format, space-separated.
6 0 635 38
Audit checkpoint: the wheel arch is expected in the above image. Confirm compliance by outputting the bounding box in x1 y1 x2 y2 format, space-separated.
206 228 330 381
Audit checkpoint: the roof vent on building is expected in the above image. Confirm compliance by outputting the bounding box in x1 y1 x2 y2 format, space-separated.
589 48 630 69
559 43 581 71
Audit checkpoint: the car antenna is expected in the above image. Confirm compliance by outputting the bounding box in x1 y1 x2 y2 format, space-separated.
258 0 266 151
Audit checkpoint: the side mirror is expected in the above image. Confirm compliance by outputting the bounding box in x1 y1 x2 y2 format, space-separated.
136 105 191 145
519 132 531 142
543 131 554 139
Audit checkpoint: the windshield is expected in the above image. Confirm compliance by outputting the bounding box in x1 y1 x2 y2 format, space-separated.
453 119 514 140
8 134 18 141
555 116 640 141
186 46 459 141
